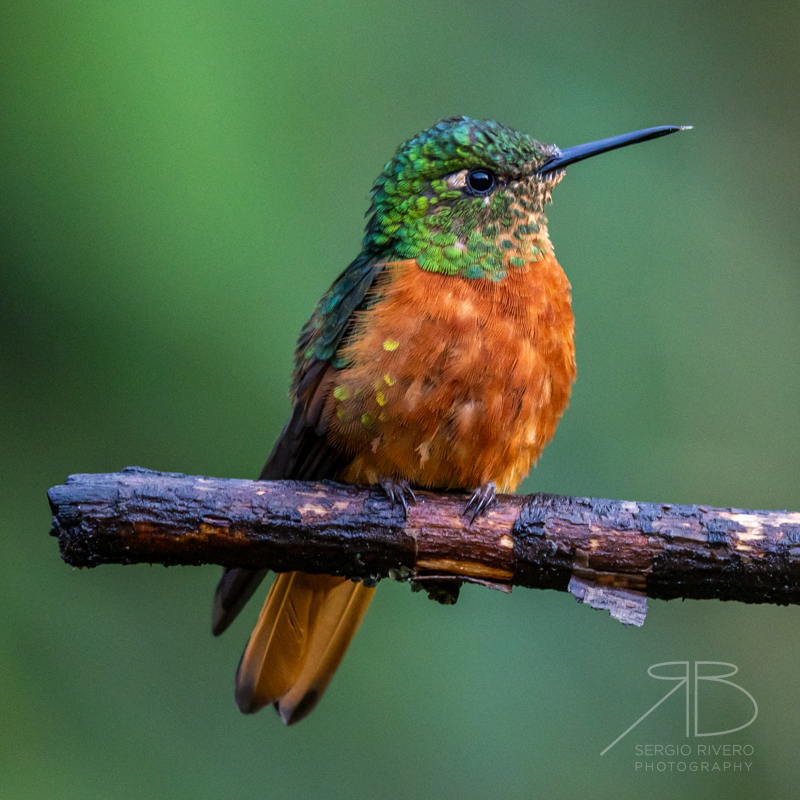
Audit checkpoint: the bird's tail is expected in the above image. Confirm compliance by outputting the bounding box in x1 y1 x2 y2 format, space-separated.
234 572 375 725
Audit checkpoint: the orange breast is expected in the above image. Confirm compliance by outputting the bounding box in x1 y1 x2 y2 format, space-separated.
327 256 575 493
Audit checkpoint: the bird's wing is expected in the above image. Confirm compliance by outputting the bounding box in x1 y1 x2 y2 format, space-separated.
212 252 384 635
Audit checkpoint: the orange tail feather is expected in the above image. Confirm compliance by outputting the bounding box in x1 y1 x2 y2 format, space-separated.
235 572 375 724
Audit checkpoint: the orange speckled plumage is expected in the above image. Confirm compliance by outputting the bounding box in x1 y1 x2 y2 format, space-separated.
228 251 575 724
326 254 575 493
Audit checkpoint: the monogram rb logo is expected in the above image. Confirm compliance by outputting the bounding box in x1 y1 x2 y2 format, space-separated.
602 661 758 756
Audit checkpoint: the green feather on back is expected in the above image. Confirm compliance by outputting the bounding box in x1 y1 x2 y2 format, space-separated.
294 251 382 388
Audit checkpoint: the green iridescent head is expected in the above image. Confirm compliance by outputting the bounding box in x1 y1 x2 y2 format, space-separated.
364 116 563 281
362 117 688 281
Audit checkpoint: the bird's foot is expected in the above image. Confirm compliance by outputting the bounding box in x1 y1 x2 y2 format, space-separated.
380 478 417 520
463 481 497 523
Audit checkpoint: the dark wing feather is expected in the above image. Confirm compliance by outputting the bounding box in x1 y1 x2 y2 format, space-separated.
212 253 383 635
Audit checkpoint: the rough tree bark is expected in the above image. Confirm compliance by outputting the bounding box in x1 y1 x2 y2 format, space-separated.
48 466 800 626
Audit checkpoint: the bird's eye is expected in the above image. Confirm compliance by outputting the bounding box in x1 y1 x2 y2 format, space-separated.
465 169 496 196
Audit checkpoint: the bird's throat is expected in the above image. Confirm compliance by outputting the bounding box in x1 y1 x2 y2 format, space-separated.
378 192 554 282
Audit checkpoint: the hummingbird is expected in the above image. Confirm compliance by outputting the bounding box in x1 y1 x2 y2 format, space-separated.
211 117 688 724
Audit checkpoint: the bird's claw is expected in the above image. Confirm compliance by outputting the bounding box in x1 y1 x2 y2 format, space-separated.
463 481 497 523
380 478 417 520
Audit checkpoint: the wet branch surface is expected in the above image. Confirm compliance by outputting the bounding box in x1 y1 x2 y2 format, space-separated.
48 467 800 625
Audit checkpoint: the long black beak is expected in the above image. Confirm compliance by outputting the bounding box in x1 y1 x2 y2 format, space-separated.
537 125 691 175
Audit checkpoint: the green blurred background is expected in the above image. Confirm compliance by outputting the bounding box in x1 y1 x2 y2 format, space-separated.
2 1 799 797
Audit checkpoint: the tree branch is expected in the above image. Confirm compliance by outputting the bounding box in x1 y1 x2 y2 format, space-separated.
48 466 800 626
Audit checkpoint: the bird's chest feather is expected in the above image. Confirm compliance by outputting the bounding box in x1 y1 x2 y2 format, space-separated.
328 257 575 492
